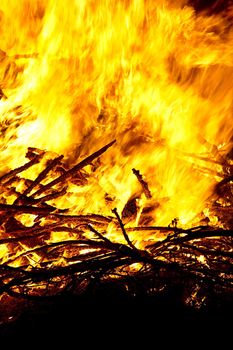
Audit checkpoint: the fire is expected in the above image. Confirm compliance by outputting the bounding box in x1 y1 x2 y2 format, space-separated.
0 0 233 249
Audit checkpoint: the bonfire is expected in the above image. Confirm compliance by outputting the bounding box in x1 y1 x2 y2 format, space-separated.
0 0 233 325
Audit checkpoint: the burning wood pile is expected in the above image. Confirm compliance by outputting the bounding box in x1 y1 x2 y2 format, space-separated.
0 139 232 324
0 0 233 326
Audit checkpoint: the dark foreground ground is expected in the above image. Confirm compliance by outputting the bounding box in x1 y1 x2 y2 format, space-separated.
0 284 232 342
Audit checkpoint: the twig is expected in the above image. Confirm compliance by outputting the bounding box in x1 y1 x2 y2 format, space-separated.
182 242 233 259
0 154 42 184
0 140 232 312
1 239 91 265
48 213 113 225
0 254 134 294
15 155 64 203
31 187 68 204
147 228 233 251
0 203 57 215
174 228 233 244
31 140 116 198
87 224 115 246
112 208 137 251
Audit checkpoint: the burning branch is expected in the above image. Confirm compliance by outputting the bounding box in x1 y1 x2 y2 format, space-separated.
15 155 64 203
31 140 116 198
132 168 152 199
112 207 138 251
0 152 43 184
0 143 232 324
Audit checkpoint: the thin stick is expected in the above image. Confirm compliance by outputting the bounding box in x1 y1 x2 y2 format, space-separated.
0 154 42 184
15 155 64 203
147 228 233 251
32 187 67 204
49 213 113 224
0 255 134 294
31 140 116 198
112 208 137 250
0 226 83 246
87 224 115 246
0 203 56 215
182 243 233 259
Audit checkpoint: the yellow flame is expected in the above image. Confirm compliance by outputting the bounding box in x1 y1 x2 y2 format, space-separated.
0 0 233 240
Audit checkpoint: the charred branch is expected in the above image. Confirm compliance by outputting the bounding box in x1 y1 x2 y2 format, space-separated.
0 153 43 184
31 140 116 198
132 168 152 199
0 141 232 323
15 155 64 204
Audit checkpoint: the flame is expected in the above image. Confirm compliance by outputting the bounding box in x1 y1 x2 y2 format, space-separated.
0 0 233 251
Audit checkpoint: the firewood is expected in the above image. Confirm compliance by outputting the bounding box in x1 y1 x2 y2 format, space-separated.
31 187 68 205
15 155 64 203
112 207 138 251
0 139 232 324
0 203 57 215
0 153 43 184
31 140 116 198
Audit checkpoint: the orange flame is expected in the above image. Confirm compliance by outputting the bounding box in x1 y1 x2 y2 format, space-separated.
0 0 233 250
